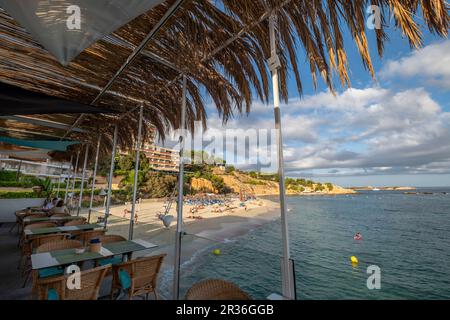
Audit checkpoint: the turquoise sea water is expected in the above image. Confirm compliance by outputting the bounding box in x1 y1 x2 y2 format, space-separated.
178 188 450 299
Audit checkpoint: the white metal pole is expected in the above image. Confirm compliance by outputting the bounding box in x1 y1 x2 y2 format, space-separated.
70 150 80 210
77 144 89 216
129 105 144 240
88 136 101 223
16 160 22 181
173 75 187 300
56 164 63 198
269 13 296 300
104 125 118 229
64 155 73 204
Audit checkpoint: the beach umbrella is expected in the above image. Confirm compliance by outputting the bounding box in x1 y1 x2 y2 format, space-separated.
0 0 164 65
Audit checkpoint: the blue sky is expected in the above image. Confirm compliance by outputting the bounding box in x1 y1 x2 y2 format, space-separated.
163 17 450 188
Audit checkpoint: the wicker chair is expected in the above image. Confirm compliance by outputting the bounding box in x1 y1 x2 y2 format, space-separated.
19 222 57 247
185 279 252 300
32 233 72 249
75 230 106 245
20 234 71 287
94 235 127 271
22 213 49 228
98 235 126 244
36 239 82 253
10 210 31 234
63 218 88 236
20 233 71 266
64 219 87 226
111 254 166 300
37 265 111 300
31 240 83 298
22 221 57 239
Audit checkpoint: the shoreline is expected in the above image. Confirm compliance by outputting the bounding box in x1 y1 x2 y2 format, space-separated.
88 195 281 262
255 191 357 197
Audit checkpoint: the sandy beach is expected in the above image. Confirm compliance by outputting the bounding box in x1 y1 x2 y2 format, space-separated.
95 196 280 241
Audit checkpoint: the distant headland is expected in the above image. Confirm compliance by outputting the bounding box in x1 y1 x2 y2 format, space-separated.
349 186 417 191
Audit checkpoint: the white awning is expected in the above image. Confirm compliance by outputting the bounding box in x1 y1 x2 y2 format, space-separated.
0 0 164 65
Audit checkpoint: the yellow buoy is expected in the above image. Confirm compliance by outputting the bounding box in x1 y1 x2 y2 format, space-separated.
213 249 221 256
350 256 358 264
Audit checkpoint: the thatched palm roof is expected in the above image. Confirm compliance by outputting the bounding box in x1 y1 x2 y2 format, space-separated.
0 0 448 160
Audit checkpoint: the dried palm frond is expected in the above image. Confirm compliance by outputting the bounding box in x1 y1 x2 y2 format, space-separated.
0 0 447 162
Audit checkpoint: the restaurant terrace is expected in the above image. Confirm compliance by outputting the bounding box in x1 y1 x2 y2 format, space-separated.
0 0 447 300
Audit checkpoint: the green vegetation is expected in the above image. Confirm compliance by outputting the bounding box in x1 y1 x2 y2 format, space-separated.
0 181 34 188
0 172 56 197
51 181 83 189
247 171 279 182
288 185 305 193
285 177 310 189
97 150 232 198
30 177 54 198
247 179 266 186
120 171 180 199
0 191 40 199
281 177 335 193
209 175 230 194
0 170 18 181
142 173 178 198
113 150 232 198
225 165 235 174
113 169 129 177
113 153 182 199
314 183 325 192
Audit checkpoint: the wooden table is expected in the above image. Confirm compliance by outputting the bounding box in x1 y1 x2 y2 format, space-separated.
23 215 84 224
24 223 104 236
31 239 158 270
18 207 46 213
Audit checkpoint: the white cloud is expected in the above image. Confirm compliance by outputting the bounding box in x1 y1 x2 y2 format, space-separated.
291 87 390 112
380 40 450 89
192 86 450 178
284 87 450 175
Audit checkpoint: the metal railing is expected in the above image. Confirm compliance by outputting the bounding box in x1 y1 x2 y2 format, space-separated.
0 158 88 180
